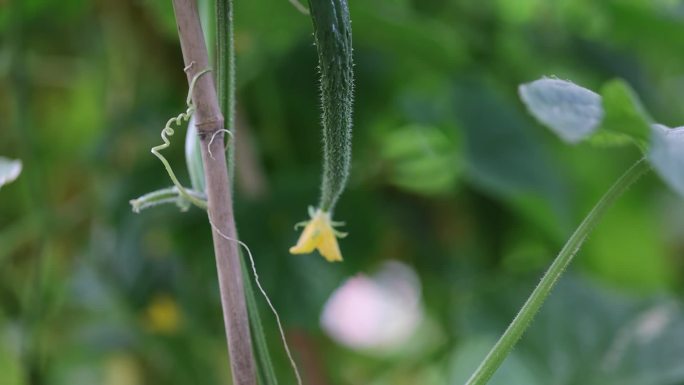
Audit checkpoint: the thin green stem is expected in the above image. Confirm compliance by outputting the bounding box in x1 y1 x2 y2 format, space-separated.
129 186 206 213
216 2 282 384
216 0 235 180
466 158 651 385
241 255 280 385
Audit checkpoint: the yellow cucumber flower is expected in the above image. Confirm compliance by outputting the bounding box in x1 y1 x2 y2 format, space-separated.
290 207 347 262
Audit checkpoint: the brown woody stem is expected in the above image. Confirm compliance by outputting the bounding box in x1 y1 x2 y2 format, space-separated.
171 1 256 384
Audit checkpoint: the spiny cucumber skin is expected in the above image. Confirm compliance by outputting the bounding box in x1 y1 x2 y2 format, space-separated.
308 0 354 212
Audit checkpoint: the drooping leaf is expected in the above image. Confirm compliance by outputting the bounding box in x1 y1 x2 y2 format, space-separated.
648 124 684 197
0 157 22 189
519 78 603 143
598 79 652 145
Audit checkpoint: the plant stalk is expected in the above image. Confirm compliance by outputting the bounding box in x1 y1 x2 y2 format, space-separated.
215 2 282 383
466 158 651 385
171 1 256 384
216 0 236 179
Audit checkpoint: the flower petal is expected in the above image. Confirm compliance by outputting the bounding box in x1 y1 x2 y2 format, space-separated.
289 208 345 262
317 228 343 262
289 219 320 254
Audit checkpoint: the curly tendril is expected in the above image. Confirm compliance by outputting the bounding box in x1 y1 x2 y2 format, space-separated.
150 68 211 210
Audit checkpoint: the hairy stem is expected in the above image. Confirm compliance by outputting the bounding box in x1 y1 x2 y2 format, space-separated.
466 158 650 385
171 1 256 384
216 0 236 180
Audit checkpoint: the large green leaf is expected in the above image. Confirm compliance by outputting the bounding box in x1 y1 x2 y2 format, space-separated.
462 276 684 385
519 78 603 143
529 279 684 385
455 82 572 238
0 157 22 189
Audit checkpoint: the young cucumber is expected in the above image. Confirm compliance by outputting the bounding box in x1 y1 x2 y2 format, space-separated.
308 0 354 212
289 0 354 262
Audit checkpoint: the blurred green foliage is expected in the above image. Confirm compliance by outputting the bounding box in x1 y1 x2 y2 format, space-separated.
2 0 684 384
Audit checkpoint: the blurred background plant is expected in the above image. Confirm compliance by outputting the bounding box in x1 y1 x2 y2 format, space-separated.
2 0 684 384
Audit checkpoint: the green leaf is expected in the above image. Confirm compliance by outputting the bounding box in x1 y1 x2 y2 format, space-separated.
648 124 684 197
598 79 652 145
379 125 461 195
455 82 572 239
519 78 603 143
525 278 684 385
465 276 684 384
520 78 654 149
0 157 22 189
586 130 634 148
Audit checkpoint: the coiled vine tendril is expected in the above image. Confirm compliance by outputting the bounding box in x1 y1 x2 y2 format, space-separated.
148 68 211 210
